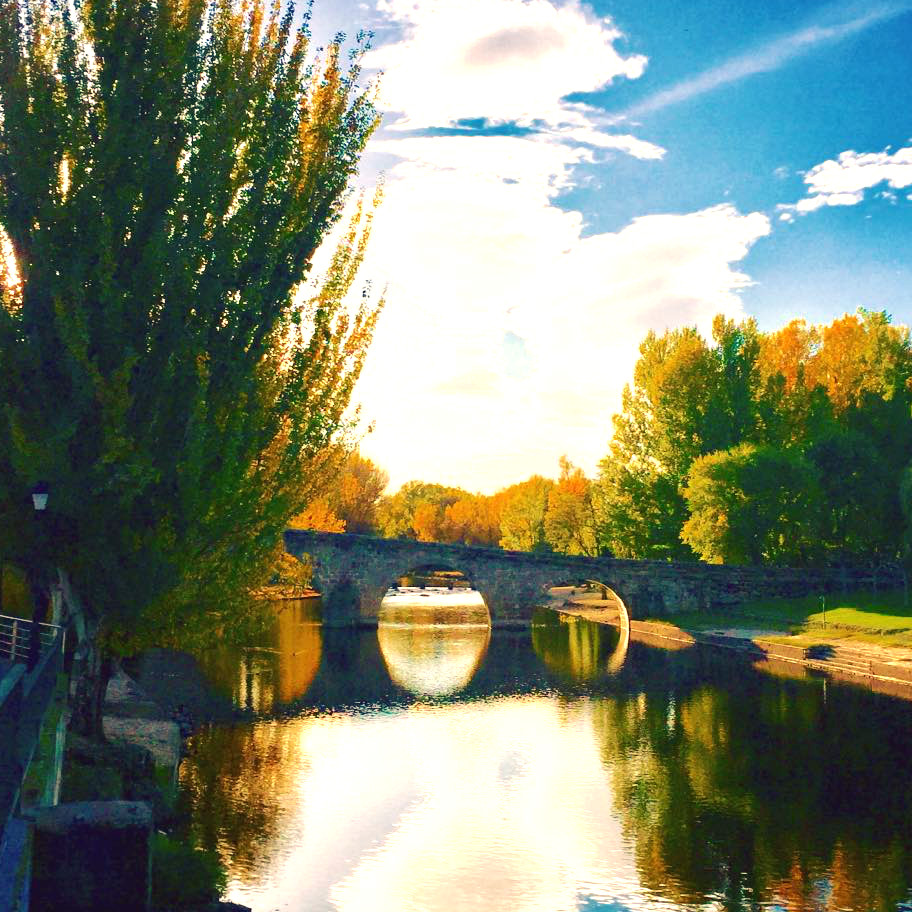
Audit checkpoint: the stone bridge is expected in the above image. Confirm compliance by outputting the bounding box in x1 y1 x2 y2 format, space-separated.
284 530 898 627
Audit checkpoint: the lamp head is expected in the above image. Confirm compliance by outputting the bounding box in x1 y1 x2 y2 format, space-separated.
31 481 49 512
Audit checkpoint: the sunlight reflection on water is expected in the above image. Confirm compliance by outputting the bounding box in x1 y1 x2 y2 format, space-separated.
181 601 912 912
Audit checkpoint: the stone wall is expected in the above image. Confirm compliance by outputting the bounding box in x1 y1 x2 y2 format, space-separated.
284 530 903 627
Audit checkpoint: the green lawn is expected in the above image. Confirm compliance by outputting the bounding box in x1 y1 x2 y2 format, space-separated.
647 589 912 648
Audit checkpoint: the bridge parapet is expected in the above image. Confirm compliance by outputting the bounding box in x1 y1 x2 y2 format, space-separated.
284 530 900 627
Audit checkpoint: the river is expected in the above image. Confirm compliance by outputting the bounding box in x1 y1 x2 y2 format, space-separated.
180 595 912 912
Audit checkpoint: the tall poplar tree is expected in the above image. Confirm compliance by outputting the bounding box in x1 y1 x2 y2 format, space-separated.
0 0 380 735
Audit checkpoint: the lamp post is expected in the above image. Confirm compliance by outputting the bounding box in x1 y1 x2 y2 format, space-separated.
27 482 49 671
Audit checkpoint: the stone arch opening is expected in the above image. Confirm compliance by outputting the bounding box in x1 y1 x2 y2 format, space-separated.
378 563 492 628
542 577 630 629
376 562 492 697
532 575 630 676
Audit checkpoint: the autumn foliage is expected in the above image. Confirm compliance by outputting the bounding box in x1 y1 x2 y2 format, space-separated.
598 309 912 565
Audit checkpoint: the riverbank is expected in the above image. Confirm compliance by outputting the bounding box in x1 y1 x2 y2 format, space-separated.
123 648 250 731
556 588 912 700
54 664 250 912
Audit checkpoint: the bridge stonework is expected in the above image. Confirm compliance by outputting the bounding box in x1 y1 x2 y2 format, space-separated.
285 530 900 627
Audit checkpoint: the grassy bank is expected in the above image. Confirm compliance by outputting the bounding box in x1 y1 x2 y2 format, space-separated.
648 589 912 648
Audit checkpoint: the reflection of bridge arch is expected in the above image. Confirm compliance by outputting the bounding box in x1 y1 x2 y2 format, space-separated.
532 612 628 680
578 579 630 674
377 623 491 697
606 620 629 674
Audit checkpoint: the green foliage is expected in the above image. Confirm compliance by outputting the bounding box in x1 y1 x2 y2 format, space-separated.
373 458 600 554
0 562 31 617
376 481 469 539
543 456 597 555
498 475 553 552
151 832 227 910
806 427 887 561
441 494 502 547
902 463 912 567
597 309 912 566
330 450 389 533
682 444 822 564
595 321 749 560
0 0 380 654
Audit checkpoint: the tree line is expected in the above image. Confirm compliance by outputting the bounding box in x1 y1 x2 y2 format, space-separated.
601 310 911 566
305 310 912 568
292 453 599 556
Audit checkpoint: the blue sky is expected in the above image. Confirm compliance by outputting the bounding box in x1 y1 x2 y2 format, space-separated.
568 0 912 327
310 0 912 491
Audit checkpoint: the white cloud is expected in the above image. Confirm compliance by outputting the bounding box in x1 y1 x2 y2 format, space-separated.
354 134 769 491
550 125 665 160
794 190 864 212
338 0 770 491
779 145 912 216
369 0 646 130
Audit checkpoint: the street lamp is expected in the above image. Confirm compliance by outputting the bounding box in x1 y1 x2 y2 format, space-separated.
27 482 49 670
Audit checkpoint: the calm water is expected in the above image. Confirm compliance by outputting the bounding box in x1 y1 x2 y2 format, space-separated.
181 597 912 912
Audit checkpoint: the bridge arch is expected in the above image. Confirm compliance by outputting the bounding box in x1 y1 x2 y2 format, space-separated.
378 563 492 627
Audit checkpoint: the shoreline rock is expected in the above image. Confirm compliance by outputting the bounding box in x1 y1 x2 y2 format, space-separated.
124 648 250 734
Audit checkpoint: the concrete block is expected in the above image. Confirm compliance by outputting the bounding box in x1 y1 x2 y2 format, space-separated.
30 800 152 912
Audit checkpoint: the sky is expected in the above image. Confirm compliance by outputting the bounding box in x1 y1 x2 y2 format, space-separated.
309 0 912 493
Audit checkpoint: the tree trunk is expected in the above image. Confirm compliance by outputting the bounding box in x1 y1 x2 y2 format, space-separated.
26 568 49 671
57 568 110 741
70 640 112 740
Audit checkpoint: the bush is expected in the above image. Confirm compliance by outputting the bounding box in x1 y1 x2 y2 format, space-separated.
151 832 226 910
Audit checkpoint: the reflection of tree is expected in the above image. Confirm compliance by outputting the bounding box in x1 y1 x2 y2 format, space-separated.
181 720 308 884
196 600 322 712
275 602 322 704
531 614 620 681
591 674 912 910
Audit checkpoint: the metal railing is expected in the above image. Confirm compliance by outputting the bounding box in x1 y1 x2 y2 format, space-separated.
0 614 62 664
0 625 65 836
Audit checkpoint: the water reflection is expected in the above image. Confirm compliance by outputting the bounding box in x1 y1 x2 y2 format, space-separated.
532 610 627 681
377 623 491 697
181 720 308 884
197 599 322 712
182 618 912 912
592 676 912 911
